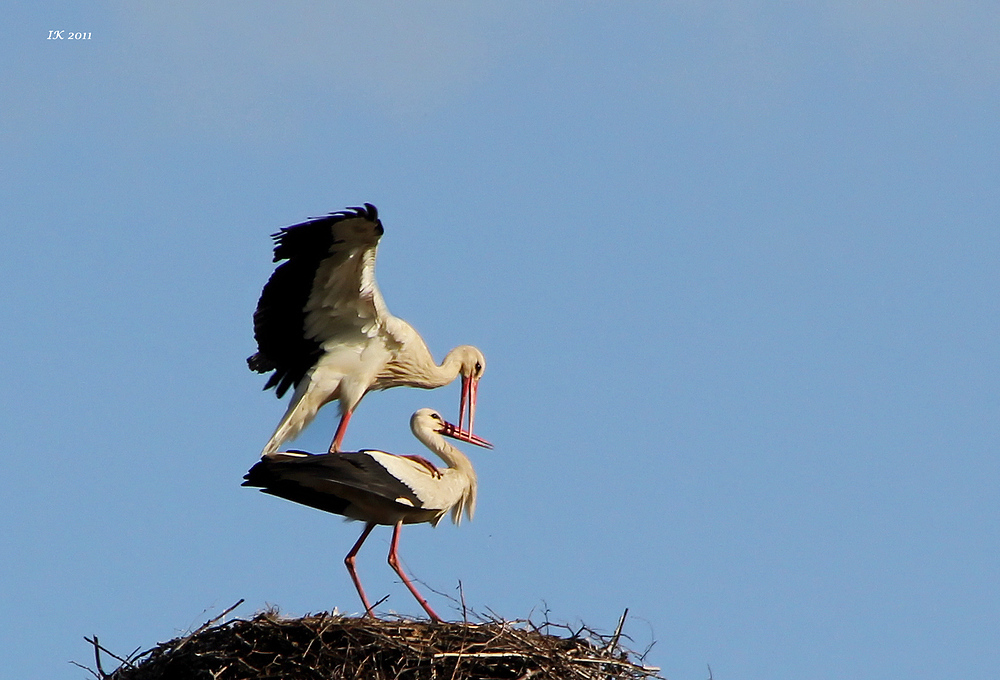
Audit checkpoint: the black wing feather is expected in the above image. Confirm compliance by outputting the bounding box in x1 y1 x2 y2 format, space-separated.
247 204 382 397
242 450 422 518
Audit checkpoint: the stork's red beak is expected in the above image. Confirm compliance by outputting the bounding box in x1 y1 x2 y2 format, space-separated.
440 418 492 449
458 374 480 439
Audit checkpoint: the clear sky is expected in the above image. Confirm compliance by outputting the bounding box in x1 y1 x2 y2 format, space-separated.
3 3 999 679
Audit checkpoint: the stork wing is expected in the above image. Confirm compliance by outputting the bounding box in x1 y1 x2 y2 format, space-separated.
248 204 390 397
243 451 424 514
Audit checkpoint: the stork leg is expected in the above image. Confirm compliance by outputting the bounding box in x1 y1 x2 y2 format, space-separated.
329 410 353 454
344 522 377 617
386 521 442 622
400 454 442 478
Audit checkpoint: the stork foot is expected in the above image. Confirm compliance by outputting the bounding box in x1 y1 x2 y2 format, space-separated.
400 454 441 478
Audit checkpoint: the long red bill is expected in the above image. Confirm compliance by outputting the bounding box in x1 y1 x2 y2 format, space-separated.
459 375 470 433
458 375 479 438
440 420 493 449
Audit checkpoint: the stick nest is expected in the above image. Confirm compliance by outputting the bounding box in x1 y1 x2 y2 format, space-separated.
85 608 661 680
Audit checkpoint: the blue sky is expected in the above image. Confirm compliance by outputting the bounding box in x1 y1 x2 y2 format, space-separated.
3 3 999 679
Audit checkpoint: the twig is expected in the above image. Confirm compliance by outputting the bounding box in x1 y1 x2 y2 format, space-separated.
434 651 531 659
93 635 106 678
569 656 661 672
458 579 468 624
83 636 136 671
606 608 629 654
68 661 100 680
172 598 244 653
370 592 392 615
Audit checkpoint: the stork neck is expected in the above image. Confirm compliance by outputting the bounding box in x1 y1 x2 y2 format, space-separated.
416 430 474 475
426 347 467 387
386 344 464 389
410 411 479 525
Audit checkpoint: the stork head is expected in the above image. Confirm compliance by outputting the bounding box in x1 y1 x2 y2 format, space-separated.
451 346 485 437
411 408 492 449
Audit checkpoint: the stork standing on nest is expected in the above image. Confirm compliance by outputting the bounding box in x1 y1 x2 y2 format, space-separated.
243 408 492 622
248 204 486 456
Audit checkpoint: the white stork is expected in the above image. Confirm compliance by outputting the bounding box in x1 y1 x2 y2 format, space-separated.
242 407 492 622
248 204 486 456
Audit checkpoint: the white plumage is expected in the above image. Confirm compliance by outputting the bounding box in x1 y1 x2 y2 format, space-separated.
243 408 493 621
248 204 486 456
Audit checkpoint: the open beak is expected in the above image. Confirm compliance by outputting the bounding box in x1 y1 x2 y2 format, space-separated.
440 418 493 449
458 375 480 437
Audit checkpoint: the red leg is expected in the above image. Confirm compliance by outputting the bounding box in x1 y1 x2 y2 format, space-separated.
329 409 353 454
400 454 441 478
386 521 442 622
344 522 377 617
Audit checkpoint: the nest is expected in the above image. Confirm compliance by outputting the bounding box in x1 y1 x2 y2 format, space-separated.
79 603 661 680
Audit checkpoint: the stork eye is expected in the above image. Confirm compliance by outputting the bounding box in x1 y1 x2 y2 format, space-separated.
431 413 442 421
475 362 482 375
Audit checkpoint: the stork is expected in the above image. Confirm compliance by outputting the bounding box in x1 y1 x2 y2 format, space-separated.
243 407 492 622
248 204 486 456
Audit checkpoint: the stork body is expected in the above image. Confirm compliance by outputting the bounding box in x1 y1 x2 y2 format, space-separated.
243 408 492 622
248 204 485 456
